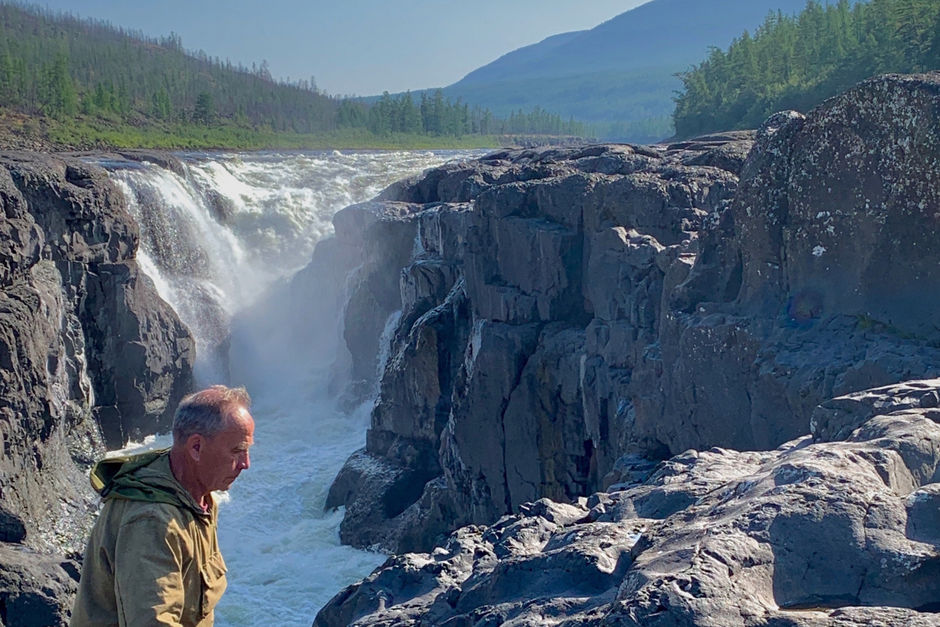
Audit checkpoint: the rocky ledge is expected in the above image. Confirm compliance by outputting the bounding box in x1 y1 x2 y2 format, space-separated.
311 71 940 624
0 152 194 625
316 379 940 626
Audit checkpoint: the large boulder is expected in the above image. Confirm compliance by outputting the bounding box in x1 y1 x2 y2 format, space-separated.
0 542 81 627
315 380 940 627
643 72 940 456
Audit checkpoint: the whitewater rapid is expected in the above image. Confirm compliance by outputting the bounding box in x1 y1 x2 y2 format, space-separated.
101 149 484 625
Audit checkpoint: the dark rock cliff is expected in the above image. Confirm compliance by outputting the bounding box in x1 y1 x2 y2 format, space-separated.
324 135 752 554
323 74 940 558
0 152 194 626
311 72 940 624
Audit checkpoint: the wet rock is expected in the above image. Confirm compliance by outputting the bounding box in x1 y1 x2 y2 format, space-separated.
0 153 193 449
115 149 187 178
334 201 425 387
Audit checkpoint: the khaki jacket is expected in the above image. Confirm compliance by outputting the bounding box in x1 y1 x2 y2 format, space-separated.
70 450 227 627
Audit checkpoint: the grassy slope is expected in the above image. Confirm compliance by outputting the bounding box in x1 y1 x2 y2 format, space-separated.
0 111 503 152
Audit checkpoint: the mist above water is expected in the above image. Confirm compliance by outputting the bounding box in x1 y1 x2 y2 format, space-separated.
102 149 484 625
111 150 468 382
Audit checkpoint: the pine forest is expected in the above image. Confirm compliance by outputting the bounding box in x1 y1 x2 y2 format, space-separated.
0 2 586 149
672 0 940 138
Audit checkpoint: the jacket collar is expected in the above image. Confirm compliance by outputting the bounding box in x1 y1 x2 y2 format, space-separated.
91 449 213 518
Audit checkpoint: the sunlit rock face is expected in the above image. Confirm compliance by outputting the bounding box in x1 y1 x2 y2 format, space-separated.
324 71 940 569
0 153 193 625
325 136 750 553
316 379 940 627
653 72 940 457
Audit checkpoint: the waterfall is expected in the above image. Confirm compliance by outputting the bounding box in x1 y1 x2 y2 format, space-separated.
107 150 462 382
96 149 483 625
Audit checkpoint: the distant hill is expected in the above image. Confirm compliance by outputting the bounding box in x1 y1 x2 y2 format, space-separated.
0 1 581 150
438 0 849 142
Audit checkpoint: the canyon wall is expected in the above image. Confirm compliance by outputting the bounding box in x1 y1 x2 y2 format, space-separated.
315 68 940 627
0 153 193 626
324 73 940 561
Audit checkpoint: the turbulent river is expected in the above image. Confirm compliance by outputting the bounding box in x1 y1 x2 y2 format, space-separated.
98 150 484 626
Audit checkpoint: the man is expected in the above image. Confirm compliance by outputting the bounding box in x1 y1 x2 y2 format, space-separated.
71 385 255 627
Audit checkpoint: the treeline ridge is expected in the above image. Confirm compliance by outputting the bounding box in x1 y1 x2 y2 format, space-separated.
672 0 940 138
0 1 586 144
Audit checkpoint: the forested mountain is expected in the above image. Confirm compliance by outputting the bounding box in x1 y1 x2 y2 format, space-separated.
0 2 336 131
673 0 940 137
0 2 584 149
436 0 826 142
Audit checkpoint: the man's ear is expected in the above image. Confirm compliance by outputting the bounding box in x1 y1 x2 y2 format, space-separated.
185 434 203 461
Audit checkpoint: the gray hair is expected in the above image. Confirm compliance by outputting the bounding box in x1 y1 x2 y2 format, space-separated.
172 385 251 443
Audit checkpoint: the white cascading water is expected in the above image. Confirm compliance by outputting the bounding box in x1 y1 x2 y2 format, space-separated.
98 150 484 625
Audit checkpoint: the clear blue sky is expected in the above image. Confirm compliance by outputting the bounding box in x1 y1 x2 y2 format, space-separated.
36 1 650 96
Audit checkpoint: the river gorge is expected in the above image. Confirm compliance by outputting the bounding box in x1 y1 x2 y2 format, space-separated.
1 72 939 626
95 149 484 625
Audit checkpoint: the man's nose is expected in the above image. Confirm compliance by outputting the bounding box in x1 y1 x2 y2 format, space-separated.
239 451 250 470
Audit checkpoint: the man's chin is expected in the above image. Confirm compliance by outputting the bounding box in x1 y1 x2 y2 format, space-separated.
221 476 239 490
211 474 241 493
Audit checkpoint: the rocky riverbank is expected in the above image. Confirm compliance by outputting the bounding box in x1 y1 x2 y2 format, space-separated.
316 379 940 626
0 152 193 625
310 72 940 624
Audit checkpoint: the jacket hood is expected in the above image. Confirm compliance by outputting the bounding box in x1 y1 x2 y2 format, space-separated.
90 449 208 516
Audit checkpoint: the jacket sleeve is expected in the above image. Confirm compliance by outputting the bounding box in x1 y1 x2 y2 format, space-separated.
113 506 191 627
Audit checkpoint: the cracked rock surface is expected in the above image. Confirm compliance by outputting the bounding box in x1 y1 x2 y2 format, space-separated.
0 152 194 626
316 380 940 626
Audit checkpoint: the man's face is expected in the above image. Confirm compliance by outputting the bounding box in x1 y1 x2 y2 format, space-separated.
198 406 255 493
